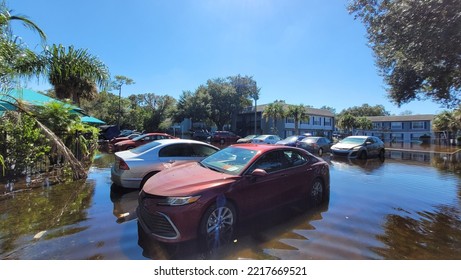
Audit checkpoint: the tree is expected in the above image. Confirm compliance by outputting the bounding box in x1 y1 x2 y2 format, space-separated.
337 113 357 134
320 105 336 115
140 93 176 132
174 87 211 125
349 0 461 108
356 116 373 130
42 44 110 106
339 103 389 117
228 75 261 135
287 104 309 135
0 1 46 41
262 101 286 134
432 110 460 143
0 1 45 90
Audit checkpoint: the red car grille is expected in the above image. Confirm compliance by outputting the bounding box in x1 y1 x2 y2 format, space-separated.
138 193 178 239
138 209 178 238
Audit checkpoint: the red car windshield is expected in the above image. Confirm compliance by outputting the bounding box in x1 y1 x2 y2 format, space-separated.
201 146 257 175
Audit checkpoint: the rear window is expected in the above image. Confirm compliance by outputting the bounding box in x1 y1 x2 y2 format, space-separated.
130 141 162 154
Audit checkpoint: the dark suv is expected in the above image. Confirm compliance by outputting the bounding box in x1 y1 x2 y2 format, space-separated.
207 131 240 144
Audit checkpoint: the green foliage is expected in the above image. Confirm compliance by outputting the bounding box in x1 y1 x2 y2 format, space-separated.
0 111 51 178
349 0 461 107
0 1 46 41
337 113 357 133
0 153 4 176
172 75 257 131
34 101 99 162
356 116 373 130
41 44 110 106
338 103 389 117
34 101 79 137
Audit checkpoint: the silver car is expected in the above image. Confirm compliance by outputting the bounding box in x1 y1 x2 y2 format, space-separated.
331 136 385 159
251 134 282 144
111 139 219 189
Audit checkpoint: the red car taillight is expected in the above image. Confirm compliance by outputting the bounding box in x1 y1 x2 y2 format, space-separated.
118 159 130 170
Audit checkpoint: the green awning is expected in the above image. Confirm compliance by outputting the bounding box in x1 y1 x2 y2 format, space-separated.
1 89 105 125
80 115 106 124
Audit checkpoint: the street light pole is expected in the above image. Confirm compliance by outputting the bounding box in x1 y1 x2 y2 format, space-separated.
117 84 122 129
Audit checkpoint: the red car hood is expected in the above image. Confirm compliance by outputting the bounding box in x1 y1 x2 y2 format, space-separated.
142 162 239 197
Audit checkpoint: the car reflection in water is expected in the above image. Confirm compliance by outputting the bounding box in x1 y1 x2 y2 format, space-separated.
110 185 139 224
328 155 386 174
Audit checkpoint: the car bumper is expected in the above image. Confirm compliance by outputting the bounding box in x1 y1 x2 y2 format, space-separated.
331 149 359 158
137 194 206 243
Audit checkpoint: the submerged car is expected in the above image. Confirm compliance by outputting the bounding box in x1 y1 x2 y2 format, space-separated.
207 131 240 144
251 134 282 144
296 136 332 156
236 134 259 143
137 144 330 244
275 135 307 146
331 136 385 159
111 139 219 189
113 132 176 151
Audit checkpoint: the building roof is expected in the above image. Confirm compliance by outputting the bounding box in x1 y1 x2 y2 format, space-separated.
0 89 106 125
241 103 335 117
366 114 435 122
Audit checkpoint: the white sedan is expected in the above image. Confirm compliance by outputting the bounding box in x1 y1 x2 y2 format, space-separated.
251 134 282 144
111 139 219 189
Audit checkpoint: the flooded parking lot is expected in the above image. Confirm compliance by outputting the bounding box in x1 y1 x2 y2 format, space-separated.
1 149 460 260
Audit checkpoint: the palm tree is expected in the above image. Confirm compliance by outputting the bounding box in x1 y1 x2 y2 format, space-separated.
262 101 286 134
0 2 46 41
287 104 309 135
1 2 46 89
42 44 110 106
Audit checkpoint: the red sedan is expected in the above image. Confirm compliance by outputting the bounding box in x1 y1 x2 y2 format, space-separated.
137 144 330 244
113 133 176 151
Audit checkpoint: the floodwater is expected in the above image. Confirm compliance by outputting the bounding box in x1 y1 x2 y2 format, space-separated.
1 149 460 260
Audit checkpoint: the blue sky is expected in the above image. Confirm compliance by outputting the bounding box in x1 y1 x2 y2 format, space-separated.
10 0 446 115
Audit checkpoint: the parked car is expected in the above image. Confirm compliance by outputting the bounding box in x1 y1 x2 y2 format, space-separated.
207 131 240 144
191 130 211 141
236 134 259 143
251 134 281 144
331 136 385 159
113 132 177 151
137 144 330 244
275 135 307 146
296 136 332 156
110 133 141 146
111 139 220 189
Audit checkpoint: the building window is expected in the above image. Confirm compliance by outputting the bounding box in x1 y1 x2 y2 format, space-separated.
412 121 424 129
286 117 294 124
372 122 382 130
300 118 310 124
313 117 321 125
324 117 331 126
391 122 402 130
391 133 403 142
